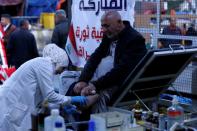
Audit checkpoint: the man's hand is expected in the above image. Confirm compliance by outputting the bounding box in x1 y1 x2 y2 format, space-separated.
81 83 96 96
158 41 163 49
73 81 88 94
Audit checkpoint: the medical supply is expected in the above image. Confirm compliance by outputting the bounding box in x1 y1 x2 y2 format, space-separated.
141 111 148 121
167 95 184 130
145 111 153 131
88 119 95 131
158 114 166 131
160 94 192 105
132 100 143 121
90 111 130 131
129 118 144 131
44 109 65 131
132 118 137 127
152 112 159 131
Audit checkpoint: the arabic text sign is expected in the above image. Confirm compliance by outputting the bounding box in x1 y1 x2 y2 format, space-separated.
69 0 135 67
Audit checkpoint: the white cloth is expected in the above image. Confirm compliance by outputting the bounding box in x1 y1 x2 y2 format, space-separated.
59 71 81 95
0 57 71 131
3 24 10 31
92 42 116 80
43 44 69 69
53 74 61 92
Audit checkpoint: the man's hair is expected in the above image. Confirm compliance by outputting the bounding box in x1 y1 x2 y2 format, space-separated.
55 9 66 17
19 19 28 27
101 11 122 21
1 14 11 20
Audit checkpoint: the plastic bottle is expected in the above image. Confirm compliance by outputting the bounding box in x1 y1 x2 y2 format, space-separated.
167 95 184 130
152 112 159 131
132 100 143 121
88 119 95 131
145 111 153 131
44 109 65 131
158 114 166 131
141 111 148 122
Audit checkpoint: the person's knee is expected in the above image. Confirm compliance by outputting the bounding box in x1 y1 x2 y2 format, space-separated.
65 82 77 96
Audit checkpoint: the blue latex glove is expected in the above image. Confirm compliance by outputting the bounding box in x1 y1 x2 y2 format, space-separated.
63 105 80 114
71 96 87 106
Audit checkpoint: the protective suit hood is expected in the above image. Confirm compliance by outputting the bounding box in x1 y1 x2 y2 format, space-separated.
42 44 69 69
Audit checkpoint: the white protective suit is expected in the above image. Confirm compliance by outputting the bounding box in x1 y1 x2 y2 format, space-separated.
0 44 70 131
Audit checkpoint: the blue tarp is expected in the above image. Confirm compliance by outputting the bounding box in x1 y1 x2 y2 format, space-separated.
26 0 58 16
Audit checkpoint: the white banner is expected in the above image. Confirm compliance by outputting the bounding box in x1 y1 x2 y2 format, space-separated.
66 0 135 67
0 25 8 67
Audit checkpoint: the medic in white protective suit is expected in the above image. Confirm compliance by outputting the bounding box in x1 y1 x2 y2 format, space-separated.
0 44 87 131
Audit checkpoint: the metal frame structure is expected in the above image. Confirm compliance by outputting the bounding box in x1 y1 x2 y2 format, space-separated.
134 0 197 99
112 47 197 108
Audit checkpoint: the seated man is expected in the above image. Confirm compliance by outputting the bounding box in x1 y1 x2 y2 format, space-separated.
158 17 182 49
68 11 147 113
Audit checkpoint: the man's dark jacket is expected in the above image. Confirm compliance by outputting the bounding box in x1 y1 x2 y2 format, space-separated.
6 28 39 68
160 26 182 48
3 24 16 45
79 21 147 91
51 19 69 49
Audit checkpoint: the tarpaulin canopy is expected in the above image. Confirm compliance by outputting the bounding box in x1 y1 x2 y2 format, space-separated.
0 0 23 6
26 0 58 16
28 0 57 6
